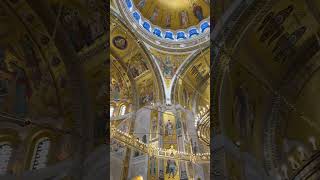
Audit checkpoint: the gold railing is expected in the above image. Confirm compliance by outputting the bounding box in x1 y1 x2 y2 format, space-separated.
110 127 210 163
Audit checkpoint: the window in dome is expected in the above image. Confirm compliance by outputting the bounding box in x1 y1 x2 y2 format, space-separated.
31 137 50 170
120 105 126 116
110 106 114 117
0 143 12 175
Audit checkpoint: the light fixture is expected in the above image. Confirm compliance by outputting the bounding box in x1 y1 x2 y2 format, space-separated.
132 176 143 180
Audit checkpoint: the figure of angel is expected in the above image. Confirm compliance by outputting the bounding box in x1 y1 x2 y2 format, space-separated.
150 7 159 23
165 14 171 27
166 120 173 136
137 0 146 9
180 10 189 27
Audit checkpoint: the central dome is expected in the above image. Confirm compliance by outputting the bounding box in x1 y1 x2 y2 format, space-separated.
133 0 210 30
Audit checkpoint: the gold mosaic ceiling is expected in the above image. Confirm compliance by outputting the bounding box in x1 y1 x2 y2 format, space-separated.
133 0 210 30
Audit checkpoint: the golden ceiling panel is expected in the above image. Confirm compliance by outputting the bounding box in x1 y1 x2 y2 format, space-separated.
110 27 136 59
173 49 210 109
111 60 132 102
110 15 164 106
150 48 191 87
110 15 144 61
229 0 320 86
124 52 151 80
133 0 210 30
184 50 209 85
2 47 62 119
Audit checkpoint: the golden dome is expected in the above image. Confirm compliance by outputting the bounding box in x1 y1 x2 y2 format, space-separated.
133 0 210 30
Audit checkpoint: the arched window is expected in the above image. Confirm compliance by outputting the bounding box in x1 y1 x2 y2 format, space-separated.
0 142 12 174
110 106 114 117
120 105 126 116
31 137 50 170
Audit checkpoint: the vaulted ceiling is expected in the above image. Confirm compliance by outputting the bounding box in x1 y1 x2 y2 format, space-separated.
213 0 320 179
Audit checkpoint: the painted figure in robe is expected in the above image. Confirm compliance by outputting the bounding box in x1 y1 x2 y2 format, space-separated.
180 10 189 27
166 159 177 178
193 3 204 22
166 120 173 136
150 7 159 23
165 14 171 28
137 0 146 9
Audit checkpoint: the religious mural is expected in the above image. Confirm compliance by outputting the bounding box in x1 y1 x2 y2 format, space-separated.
137 0 146 9
272 26 306 63
180 10 189 27
193 3 204 22
150 110 158 140
257 5 307 63
0 35 64 120
165 14 171 28
51 0 105 52
165 119 174 136
162 56 177 79
110 76 128 101
132 0 209 30
150 7 159 23
150 49 189 86
165 159 177 178
257 5 294 44
182 87 193 107
190 62 209 84
149 156 157 178
232 85 255 138
138 84 153 106
109 1 210 179
112 36 128 50
127 53 149 79
176 114 182 138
